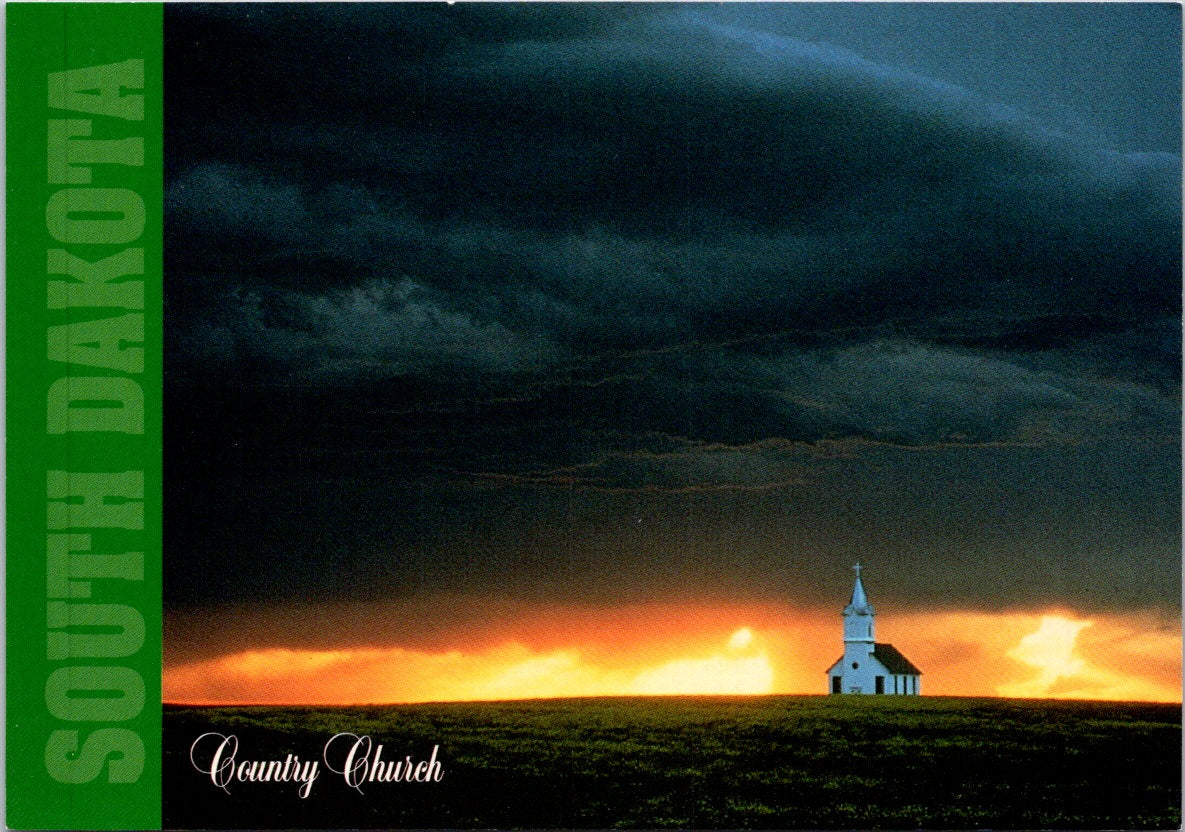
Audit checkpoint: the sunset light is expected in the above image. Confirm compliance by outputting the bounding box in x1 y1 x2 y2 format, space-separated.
999 615 1093 697
163 601 1180 706
728 626 755 650
632 627 774 695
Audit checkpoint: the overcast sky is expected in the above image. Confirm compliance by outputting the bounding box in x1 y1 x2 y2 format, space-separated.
163 4 1180 634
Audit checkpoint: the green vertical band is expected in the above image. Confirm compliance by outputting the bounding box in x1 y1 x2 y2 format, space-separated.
7 4 163 829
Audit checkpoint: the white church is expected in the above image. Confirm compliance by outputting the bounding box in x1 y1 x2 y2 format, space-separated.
826 564 922 695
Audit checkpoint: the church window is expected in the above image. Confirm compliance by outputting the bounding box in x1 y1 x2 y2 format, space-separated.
875 676 884 694
851 661 858 669
832 676 841 694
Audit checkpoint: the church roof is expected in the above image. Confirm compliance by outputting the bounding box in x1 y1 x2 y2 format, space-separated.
872 643 922 675
824 644 922 676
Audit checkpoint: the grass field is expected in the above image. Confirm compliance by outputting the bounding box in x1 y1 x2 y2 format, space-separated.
164 694 1180 829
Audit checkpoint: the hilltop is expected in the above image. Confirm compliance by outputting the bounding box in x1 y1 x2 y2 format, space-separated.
164 693 1180 829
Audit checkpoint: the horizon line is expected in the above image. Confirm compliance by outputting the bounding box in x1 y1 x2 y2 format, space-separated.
163 691 1183 709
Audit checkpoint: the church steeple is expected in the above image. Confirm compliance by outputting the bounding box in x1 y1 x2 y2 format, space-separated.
842 562 875 643
848 562 870 610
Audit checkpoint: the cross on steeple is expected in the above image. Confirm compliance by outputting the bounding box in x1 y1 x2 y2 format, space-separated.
847 562 870 611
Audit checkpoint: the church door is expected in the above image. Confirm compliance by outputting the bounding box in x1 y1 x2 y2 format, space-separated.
875 676 885 694
831 676 841 694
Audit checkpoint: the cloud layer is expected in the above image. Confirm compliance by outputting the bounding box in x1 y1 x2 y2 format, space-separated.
164 5 1180 617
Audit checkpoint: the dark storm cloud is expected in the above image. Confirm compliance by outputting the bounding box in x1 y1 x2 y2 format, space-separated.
168 5 1178 432
164 4 1179 612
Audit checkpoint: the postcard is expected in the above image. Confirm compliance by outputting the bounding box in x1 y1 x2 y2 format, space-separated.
7 3 1182 830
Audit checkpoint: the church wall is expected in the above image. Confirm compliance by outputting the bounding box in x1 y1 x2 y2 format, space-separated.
837 647 885 694
828 664 921 696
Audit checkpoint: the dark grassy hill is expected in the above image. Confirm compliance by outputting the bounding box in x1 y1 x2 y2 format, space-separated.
163 694 1180 829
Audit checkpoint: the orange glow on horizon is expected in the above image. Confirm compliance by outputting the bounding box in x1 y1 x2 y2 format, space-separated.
999 615 1094 697
632 627 774 695
164 602 1181 706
